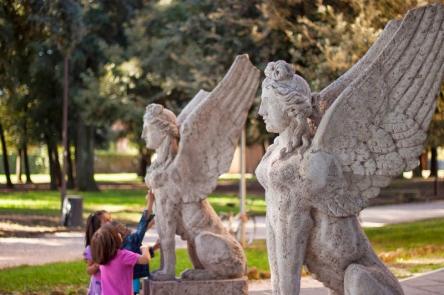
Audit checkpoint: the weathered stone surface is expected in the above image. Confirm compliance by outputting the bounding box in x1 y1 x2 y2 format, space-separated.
256 4 444 295
141 55 260 281
142 277 248 295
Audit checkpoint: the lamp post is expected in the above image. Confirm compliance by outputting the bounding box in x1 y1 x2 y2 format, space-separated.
239 127 247 247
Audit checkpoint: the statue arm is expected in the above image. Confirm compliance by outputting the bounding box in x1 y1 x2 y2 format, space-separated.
274 204 313 293
151 197 177 280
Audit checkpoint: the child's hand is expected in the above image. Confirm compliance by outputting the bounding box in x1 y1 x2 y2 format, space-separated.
153 238 161 251
138 246 151 264
141 246 151 259
137 246 151 264
86 262 100 275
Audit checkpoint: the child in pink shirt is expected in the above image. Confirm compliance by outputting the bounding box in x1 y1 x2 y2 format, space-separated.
91 223 151 295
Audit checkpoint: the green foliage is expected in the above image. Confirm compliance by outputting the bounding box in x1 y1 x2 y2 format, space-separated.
44 0 85 55
0 155 47 174
0 1 49 150
1 0 443 189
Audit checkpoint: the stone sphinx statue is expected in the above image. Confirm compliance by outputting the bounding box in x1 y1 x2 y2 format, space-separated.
256 4 444 295
142 55 260 281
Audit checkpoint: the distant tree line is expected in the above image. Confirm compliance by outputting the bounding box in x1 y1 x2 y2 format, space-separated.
0 0 442 191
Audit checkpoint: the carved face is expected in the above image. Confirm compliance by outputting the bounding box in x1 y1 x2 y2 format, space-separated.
141 122 166 150
258 87 291 133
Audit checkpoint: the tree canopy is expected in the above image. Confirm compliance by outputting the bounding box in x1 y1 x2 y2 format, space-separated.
0 0 442 189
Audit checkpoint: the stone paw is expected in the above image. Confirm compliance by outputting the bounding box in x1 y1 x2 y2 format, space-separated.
150 270 176 281
180 268 217 280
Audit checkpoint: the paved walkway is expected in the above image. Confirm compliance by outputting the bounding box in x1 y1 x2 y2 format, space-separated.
248 268 444 294
2 200 444 269
0 228 185 269
359 200 444 227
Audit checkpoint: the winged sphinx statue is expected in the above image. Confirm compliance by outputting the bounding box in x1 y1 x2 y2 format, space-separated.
256 4 444 295
142 55 260 281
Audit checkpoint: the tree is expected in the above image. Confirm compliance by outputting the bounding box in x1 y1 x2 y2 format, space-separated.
0 123 13 188
27 42 64 190
69 0 145 189
0 0 48 187
43 0 85 209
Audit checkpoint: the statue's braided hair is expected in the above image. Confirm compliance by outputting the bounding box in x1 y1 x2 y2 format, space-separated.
262 61 318 157
143 104 179 139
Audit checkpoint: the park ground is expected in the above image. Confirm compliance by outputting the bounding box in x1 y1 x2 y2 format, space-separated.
0 174 444 294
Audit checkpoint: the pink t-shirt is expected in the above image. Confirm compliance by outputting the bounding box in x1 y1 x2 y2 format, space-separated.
100 249 140 295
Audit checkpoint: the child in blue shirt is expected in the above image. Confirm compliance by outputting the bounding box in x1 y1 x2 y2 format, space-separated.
113 191 159 294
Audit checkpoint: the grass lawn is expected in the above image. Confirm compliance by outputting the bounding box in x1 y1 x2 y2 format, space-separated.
1 218 444 294
0 189 266 225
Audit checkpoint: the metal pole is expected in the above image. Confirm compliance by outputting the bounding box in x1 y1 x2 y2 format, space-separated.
239 127 247 247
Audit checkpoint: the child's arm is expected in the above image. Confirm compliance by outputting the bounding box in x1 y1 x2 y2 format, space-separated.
148 238 161 258
147 190 155 214
130 191 156 245
137 246 151 264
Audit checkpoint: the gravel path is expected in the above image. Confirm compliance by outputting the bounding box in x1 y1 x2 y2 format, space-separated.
0 228 186 269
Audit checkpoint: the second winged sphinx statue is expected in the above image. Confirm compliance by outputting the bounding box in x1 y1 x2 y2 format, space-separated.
256 4 444 295
142 55 260 281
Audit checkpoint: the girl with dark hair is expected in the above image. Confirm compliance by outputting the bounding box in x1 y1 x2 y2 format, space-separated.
84 210 112 295
91 224 151 295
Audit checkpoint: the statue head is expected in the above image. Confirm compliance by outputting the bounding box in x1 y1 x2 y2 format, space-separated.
259 60 312 134
142 104 179 150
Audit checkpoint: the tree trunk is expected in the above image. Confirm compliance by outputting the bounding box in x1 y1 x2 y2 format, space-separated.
0 123 14 188
46 138 57 190
420 151 428 170
53 147 62 188
16 148 23 183
61 55 69 213
67 140 75 189
76 119 98 191
23 145 32 183
430 147 438 177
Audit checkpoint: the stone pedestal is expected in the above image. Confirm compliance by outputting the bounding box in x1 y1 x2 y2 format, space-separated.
142 277 248 295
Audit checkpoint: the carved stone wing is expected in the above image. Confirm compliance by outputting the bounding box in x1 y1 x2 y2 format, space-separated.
310 4 444 217
177 90 209 126
172 55 260 203
317 18 401 113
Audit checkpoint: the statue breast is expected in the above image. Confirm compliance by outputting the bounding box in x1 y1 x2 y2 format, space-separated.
257 148 304 196
145 166 169 189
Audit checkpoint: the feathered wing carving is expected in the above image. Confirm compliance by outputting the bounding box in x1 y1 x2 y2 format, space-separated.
172 55 260 203
176 90 209 126
310 4 444 217
317 18 401 113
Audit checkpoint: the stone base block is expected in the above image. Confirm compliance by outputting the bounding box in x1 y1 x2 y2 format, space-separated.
142 277 248 295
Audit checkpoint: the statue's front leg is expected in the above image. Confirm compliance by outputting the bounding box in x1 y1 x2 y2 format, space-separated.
151 200 177 281
275 210 313 295
266 218 279 295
